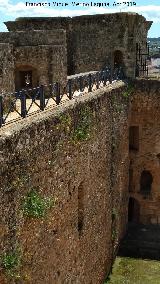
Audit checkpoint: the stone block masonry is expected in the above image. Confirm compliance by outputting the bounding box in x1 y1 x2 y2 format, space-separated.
0 29 67 93
1 12 152 95
129 79 160 225
0 82 129 283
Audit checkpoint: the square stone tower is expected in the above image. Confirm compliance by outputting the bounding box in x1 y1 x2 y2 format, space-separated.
0 12 152 93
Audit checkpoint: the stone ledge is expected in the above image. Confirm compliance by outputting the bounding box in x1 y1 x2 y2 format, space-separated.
0 81 125 139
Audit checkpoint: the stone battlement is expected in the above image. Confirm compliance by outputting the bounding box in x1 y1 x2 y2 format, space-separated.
0 12 152 95
5 12 152 31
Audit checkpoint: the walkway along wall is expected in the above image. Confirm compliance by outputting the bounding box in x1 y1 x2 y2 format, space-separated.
0 82 129 283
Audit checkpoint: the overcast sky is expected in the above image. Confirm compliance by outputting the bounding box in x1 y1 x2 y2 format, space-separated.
0 0 159 37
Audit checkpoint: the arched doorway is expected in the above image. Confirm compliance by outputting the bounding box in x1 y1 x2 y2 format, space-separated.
113 50 124 68
140 170 153 195
128 197 140 223
15 65 39 91
113 50 125 79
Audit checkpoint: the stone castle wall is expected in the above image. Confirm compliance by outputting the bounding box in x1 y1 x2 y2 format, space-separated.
0 43 14 94
3 13 152 82
68 13 150 77
129 79 160 224
0 30 67 93
0 82 129 283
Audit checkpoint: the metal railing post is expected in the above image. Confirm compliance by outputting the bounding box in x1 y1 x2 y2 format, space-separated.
56 82 60 105
110 66 113 84
88 74 92 92
96 72 100 89
79 76 83 92
40 85 45 111
0 96 3 127
104 70 107 86
68 79 72 100
21 91 27 118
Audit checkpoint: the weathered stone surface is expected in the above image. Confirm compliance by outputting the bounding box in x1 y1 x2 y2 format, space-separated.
0 12 152 94
0 30 67 93
0 43 14 94
0 82 129 283
129 79 160 225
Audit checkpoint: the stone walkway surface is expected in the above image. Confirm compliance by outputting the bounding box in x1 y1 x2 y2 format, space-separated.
2 83 106 126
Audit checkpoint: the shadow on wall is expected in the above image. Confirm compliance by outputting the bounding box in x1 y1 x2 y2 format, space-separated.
128 197 140 223
114 50 124 68
101 50 124 73
140 170 153 195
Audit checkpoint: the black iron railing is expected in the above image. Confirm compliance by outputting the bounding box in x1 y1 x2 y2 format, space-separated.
136 42 150 77
0 67 125 127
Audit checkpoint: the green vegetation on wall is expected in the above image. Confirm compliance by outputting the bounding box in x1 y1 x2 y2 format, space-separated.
112 208 118 222
72 106 92 143
22 189 55 218
55 107 93 148
122 84 134 98
57 113 72 134
1 249 21 279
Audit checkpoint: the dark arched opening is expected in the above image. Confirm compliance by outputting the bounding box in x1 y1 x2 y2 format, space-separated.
114 50 124 68
15 65 39 91
128 197 140 223
113 50 125 79
129 126 139 151
140 170 153 195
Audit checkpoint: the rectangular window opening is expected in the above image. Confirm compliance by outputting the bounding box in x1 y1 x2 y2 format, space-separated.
78 183 84 236
129 168 133 192
129 126 139 151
